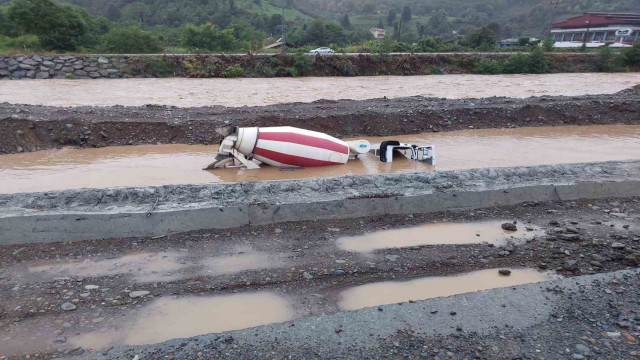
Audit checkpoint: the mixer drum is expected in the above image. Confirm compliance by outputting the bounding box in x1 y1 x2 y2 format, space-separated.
237 127 350 167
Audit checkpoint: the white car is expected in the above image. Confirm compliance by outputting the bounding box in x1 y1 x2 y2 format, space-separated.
309 47 335 55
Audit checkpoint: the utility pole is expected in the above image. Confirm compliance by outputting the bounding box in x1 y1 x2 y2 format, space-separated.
281 0 286 53
546 0 563 39
397 19 403 42
582 20 591 48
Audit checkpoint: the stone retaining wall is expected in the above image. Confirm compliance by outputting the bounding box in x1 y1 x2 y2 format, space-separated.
0 55 122 79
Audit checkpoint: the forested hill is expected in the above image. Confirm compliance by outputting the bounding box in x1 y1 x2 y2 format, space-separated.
1 0 640 54
11 0 639 38
1 0 638 37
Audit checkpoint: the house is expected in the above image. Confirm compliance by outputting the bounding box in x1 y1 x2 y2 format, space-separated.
370 28 386 40
551 13 640 48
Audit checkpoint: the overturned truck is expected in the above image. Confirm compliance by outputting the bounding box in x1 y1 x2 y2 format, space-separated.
205 126 435 170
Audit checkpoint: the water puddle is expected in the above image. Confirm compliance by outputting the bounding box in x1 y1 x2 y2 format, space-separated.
201 253 285 276
1 73 639 107
1 125 640 193
336 220 541 252
21 250 282 283
71 292 294 348
27 251 185 283
337 268 557 311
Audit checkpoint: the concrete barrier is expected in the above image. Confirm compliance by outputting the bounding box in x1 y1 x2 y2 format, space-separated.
1 179 639 245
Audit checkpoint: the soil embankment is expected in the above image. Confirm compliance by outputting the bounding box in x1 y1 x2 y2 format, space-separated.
0 53 617 80
1 85 639 155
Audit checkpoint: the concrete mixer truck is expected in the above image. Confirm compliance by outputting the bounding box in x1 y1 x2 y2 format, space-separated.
204 126 435 170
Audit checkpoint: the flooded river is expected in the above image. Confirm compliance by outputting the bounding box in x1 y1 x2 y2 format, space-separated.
1 125 639 193
0 73 639 107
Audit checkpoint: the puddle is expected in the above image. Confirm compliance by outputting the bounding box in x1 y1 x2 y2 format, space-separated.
22 250 282 283
2 125 640 193
201 253 284 276
336 221 541 252
1 73 639 107
337 268 557 311
71 292 294 348
27 251 185 283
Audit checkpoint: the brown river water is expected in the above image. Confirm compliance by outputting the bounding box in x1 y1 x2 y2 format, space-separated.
1 125 639 194
0 73 639 107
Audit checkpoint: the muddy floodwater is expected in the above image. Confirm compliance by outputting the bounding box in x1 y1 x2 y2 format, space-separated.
338 268 557 311
1 125 640 193
0 73 639 107
71 292 294 349
336 220 541 252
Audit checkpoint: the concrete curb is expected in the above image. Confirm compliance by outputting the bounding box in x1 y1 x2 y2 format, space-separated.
1 178 639 245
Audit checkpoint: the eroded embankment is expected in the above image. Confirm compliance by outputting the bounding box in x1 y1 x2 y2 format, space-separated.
1 160 639 244
0 85 639 155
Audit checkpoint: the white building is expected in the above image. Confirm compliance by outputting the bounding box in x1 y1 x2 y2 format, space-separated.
370 28 386 40
551 13 640 48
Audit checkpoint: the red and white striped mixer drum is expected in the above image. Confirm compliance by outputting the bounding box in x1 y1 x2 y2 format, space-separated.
236 127 350 167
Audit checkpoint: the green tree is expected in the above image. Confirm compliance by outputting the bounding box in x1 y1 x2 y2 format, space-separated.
122 2 151 24
0 6 11 36
101 26 163 53
180 23 240 52
8 0 89 51
386 9 396 26
229 19 266 50
377 19 384 29
340 14 352 30
463 27 497 49
401 6 412 22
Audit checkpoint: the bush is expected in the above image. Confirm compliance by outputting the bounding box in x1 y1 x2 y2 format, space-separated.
0 34 41 51
527 48 549 73
101 26 162 54
222 64 245 78
503 53 530 73
141 57 173 77
392 41 412 52
594 46 627 72
181 57 223 77
623 42 640 66
371 37 394 55
64 73 76 79
337 59 359 76
503 48 548 74
289 54 314 77
472 57 503 74
180 23 239 52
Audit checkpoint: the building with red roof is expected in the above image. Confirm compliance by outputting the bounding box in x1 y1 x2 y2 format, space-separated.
550 13 640 48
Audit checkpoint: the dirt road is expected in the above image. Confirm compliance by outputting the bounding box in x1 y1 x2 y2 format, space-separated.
1 197 638 358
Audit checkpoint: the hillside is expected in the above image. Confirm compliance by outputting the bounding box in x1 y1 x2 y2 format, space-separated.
306 0 640 38
3 0 639 38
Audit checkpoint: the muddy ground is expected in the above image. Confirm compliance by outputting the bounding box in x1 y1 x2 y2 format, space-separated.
0 85 639 155
0 196 639 358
